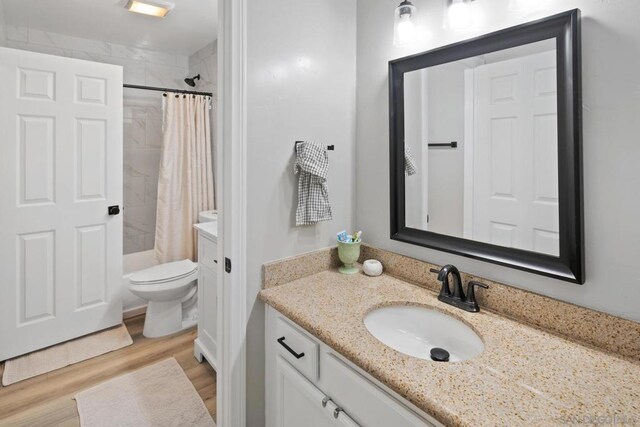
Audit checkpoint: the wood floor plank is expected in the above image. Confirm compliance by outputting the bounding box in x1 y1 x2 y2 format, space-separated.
0 315 216 426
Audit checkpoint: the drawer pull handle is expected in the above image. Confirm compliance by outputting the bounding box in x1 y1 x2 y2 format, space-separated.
277 336 305 359
214 259 218 264
333 407 343 419
321 396 332 408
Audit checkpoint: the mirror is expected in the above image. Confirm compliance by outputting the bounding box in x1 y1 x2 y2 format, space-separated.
404 39 559 255
390 10 584 283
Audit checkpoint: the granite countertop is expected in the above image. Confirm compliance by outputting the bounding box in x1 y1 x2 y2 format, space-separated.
259 269 640 427
193 221 217 241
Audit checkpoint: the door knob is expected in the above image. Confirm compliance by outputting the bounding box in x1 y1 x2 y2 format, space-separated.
108 205 121 215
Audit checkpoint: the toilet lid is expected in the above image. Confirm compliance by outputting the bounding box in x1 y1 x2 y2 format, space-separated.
130 259 198 285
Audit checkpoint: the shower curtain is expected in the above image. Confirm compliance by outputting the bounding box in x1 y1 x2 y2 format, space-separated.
154 94 215 263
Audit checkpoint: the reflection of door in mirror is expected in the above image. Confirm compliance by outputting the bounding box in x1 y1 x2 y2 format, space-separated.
404 39 560 256
468 49 558 255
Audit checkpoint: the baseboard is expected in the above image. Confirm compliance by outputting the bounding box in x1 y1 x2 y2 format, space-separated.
123 305 147 320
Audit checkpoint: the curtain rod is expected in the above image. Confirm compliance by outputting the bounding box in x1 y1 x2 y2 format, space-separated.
123 83 213 97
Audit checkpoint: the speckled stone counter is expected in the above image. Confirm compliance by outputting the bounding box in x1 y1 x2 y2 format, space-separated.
259 269 640 427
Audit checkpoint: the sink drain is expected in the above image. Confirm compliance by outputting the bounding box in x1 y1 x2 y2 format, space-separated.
430 347 450 362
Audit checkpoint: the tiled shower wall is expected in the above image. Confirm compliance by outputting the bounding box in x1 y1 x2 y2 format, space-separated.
123 98 163 254
2 25 194 254
189 41 218 207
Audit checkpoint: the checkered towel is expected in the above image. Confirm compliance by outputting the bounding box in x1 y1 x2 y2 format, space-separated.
405 145 417 176
294 141 332 226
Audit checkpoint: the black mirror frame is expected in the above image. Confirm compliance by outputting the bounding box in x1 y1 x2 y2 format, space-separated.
389 9 584 284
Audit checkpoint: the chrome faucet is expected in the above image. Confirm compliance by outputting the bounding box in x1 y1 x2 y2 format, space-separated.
430 265 488 312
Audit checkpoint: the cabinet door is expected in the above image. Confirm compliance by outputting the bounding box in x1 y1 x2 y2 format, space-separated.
199 265 217 356
322 352 434 427
276 356 354 427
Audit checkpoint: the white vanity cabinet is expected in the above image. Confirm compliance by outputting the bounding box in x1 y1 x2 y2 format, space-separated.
275 356 358 427
266 306 442 427
194 225 218 367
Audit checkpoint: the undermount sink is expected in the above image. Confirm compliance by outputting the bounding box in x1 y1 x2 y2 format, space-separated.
364 305 484 362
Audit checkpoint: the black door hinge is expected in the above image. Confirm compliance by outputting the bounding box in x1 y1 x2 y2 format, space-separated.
225 257 232 273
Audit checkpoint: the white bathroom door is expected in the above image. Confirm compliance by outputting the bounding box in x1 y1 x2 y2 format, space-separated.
471 50 559 256
0 47 123 361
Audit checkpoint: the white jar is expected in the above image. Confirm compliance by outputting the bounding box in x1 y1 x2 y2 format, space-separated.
363 259 383 277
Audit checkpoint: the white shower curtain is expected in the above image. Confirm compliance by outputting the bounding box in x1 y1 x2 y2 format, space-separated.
154 93 215 263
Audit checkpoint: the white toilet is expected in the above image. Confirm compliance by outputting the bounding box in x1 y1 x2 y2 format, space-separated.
128 259 199 338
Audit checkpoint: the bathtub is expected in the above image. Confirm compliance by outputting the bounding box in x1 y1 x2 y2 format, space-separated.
122 250 160 316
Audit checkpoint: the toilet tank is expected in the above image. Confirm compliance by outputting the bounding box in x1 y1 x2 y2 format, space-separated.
198 210 218 223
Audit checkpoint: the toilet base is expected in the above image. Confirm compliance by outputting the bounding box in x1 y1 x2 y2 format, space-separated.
143 300 196 338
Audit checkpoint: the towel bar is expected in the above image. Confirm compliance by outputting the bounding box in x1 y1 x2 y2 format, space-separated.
428 141 457 148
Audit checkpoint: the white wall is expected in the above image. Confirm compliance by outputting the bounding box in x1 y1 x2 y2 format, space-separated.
245 0 357 424
356 0 640 322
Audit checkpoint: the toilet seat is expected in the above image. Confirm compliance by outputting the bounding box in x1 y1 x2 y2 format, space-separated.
130 259 197 285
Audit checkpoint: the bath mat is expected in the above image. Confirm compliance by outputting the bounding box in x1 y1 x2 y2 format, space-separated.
2 324 133 386
74 357 215 427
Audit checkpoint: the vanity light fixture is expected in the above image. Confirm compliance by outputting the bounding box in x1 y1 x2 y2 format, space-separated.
444 0 473 30
125 0 174 18
394 0 418 47
508 0 543 12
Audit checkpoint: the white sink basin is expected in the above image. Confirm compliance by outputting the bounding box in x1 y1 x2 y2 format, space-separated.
364 305 484 362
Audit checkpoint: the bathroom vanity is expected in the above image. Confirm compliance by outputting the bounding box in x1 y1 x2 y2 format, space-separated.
194 221 218 368
260 246 640 427
265 305 441 426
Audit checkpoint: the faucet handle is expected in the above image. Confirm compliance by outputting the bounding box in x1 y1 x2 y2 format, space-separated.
465 281 489 312
430 267 451 297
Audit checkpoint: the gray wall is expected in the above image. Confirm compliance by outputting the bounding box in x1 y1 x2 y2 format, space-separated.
356 0 640 322
245 0 357 424
0 3 6 46
426 63 465 237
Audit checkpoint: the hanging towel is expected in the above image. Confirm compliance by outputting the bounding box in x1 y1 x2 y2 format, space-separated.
405 145 417 176
294 141 332 226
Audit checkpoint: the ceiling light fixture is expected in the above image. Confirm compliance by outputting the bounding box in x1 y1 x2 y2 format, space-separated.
394 0 418 47
125 0 174 18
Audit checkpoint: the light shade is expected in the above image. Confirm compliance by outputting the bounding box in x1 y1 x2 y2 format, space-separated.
125 0 174 18
394 1 417 47
444 0 473 30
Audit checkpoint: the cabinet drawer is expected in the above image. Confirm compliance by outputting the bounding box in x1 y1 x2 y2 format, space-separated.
322 352 435 427
198 236 217 269
275 316 319 382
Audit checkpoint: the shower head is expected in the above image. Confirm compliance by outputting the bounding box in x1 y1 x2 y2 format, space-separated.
184 74 201 87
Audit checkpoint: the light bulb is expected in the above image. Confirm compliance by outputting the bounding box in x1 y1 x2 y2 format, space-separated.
394 1 417 47
396 17 416 45
445 0 472 30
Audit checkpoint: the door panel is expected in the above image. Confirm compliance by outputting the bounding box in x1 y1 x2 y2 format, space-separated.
0 47 123 361
472 50 559 256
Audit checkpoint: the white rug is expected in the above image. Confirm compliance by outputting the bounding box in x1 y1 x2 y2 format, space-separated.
2 324 133 386
74 358 215 427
